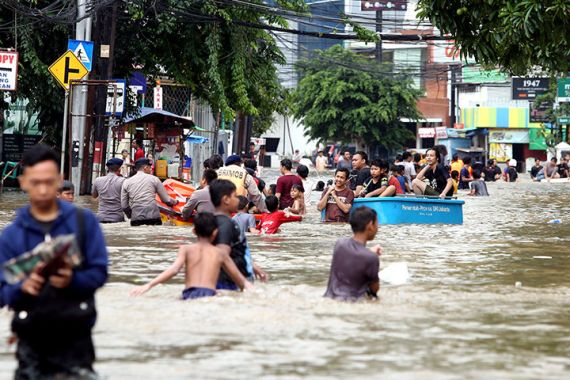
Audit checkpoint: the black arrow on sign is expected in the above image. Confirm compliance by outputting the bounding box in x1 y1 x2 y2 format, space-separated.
0 67 12 73
64 57 80 84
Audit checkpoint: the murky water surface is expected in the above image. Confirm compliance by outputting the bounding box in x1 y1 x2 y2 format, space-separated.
0 171 569 379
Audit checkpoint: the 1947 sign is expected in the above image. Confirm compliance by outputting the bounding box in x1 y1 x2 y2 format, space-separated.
512 77 550 100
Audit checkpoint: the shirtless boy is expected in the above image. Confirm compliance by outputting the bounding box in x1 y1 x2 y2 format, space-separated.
130 212 252 299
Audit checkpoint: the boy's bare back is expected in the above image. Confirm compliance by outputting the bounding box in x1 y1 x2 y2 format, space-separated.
183 241 224 290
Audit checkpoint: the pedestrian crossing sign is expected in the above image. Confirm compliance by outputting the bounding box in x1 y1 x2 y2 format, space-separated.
68 39 94 71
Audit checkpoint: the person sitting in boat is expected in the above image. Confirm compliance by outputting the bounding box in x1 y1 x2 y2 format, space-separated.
412 148 454 199
468 170 489 196
389 165 405 195
351 151 371 196
258 196 302 234
121 158 177 226
324 206 381 301
130 212 253 300
360 159 399 198
317 168 354 223
182 169 218 219
395 164 409 193
216 154 267 212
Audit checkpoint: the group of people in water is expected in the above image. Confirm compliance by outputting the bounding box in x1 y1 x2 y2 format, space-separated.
529 154 570 181
3 141 556 378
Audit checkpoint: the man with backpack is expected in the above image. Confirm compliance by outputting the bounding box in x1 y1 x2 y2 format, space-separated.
0 145 108 379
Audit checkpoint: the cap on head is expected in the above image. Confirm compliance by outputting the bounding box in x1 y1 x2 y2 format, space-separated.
135 158 151 169
225 154 242 166
106 157 124 167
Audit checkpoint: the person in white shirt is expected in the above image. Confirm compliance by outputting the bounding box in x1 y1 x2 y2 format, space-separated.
315 151 327 174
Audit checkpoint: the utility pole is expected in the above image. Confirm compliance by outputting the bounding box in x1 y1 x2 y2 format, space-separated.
92 1 118 183
449 64 461 127
375 10 382 62
70 0 91 193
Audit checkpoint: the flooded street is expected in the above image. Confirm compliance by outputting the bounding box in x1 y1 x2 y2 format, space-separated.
0 172 569 379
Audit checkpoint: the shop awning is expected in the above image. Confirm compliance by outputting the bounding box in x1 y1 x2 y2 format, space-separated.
123 107 195 127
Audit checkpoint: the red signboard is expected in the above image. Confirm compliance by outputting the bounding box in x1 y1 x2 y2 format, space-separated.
361 0 407 11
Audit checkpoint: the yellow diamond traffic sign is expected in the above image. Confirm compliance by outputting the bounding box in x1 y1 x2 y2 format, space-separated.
48 50 88 91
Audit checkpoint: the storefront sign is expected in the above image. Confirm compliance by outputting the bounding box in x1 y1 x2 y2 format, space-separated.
462 67 508 84
557 78 570 102
418 127 435 138
489 129 529 144
512 77 550 100
2 134 42 162
529 101 552 123
0 51 18 91
105 79 126 116
153 86 163 110
489 143 512 163
435 127 448 139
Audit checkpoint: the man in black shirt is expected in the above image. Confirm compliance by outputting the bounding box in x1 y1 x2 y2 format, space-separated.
530 158 544 181
209 180 255 291
557 157 569 178
351 151 371 196
412 148 454 198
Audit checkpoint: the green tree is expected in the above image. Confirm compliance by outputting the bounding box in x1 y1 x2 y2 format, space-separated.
0 0 309 139
291 45 422 151
532 82 570 146
416 0 570 75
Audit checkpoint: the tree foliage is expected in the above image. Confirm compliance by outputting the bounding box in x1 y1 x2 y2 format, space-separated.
0 0 309 139
291 45 422 151
533 82 570 146
416 0 570 75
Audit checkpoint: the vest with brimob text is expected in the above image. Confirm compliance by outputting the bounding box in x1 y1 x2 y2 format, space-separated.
216 165 248 196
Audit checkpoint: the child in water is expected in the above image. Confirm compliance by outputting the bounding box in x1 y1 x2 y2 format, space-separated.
268 184 277 196
258 195 302 234
451 170 459 194
57 180 75 202
130 212 252 299
286 184 305 215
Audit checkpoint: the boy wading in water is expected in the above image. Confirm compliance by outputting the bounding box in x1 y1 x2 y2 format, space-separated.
324 206 382 301
130 212 252 299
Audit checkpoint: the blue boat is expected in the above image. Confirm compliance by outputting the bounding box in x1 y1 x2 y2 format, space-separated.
352 196 465 225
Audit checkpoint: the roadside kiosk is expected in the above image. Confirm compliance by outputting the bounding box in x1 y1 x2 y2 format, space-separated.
112 107 194 180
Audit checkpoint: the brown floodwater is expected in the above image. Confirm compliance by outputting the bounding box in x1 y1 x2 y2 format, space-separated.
0 171 569 379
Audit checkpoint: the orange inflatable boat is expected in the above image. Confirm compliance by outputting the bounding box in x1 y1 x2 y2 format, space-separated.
156 179 265 226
